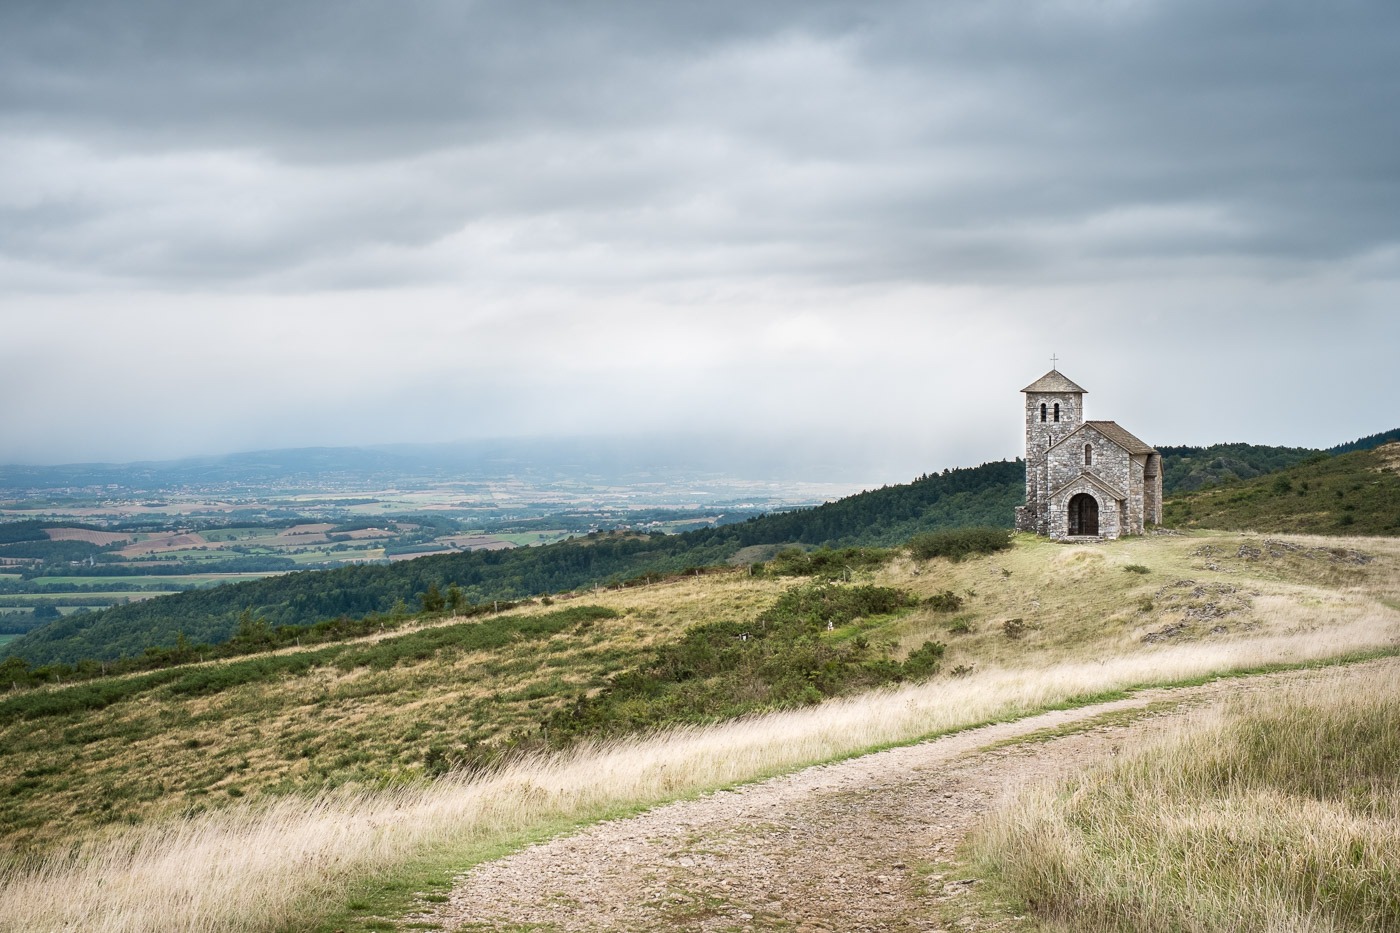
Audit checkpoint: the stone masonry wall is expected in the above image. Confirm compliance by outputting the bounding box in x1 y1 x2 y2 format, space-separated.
1043 425 1133 539
1046 475 1123 539
1023 391 1083 535
1144 453 1162 524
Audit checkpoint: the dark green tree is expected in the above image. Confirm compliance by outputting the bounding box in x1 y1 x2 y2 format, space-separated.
420 583 445 613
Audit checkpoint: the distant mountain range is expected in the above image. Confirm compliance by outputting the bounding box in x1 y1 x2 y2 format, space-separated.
0 435 922 493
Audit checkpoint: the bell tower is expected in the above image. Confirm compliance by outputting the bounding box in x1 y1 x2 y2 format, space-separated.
1016 366 1087 535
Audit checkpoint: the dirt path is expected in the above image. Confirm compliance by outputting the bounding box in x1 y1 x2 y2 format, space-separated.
418 660 1396 933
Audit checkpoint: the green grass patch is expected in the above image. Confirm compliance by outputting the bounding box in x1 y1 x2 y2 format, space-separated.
977 699 1187 752
31 574 279 588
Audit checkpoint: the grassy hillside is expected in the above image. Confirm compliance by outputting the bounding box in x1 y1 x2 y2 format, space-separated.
1158 428 1400 490
1 528 1397 932
2 528 1396 859
1164 443 1400 535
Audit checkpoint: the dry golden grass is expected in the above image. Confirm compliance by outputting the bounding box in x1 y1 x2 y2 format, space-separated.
970 661 1400 932
1 530 1398 931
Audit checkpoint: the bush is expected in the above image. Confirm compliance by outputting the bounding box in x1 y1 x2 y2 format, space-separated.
907 527 1013 562
926 590 965 612
901 640 945 679
766 546 893 579
1123 564 1151 575
1002 618 1027 639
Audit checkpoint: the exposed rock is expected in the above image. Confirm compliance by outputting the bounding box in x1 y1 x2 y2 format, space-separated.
1142 622 1188 643
1261 539 1373 564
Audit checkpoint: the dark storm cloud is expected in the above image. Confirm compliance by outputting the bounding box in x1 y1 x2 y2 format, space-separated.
2 0 1398 288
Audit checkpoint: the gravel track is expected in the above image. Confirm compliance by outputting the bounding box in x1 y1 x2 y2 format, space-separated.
417 660 1394 933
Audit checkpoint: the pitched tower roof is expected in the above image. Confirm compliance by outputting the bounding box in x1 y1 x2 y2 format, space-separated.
1021 370 1087 394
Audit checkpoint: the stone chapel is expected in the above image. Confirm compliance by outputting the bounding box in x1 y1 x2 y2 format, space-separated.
1014 368 1162 540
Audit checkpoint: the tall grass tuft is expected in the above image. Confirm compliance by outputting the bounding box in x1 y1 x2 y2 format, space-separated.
970 664 1400 932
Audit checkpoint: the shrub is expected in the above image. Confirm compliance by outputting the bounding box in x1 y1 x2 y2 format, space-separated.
947 617 975 635
1002 618 1027 639
926 590 965 612
901 640 945 679
767 546 893 579
907 527 1013 562
1123 564 1151 574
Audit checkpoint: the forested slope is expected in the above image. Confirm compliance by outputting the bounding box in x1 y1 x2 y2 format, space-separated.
1163 443 1400 535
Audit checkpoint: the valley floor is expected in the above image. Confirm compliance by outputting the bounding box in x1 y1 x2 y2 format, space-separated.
416 658 1399 932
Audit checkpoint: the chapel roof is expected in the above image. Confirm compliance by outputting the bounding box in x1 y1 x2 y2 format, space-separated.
1085 420 1155 455
1021 370 1087 394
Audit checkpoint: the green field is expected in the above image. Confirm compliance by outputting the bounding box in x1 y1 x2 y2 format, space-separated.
494 532 568 546
0 592 176 603
32 573 281 588
199 528 272 542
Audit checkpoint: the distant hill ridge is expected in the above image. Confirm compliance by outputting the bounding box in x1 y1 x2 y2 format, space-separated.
1164 441 1400 535
5 429 1398 666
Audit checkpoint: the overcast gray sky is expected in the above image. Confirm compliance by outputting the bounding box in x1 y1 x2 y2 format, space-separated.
2 0 1398 478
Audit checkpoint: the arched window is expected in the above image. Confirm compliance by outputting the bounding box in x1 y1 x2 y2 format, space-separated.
1040 403 1047 423
1084 444 1093 466
1053 403 1061 423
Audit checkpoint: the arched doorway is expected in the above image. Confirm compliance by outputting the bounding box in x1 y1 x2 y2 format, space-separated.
1068 493 1099 536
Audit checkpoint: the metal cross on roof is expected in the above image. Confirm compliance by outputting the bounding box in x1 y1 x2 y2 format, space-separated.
1050 353 1059 371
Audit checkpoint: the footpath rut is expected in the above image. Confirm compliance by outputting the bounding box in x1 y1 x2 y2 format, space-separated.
417 661 1393 933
